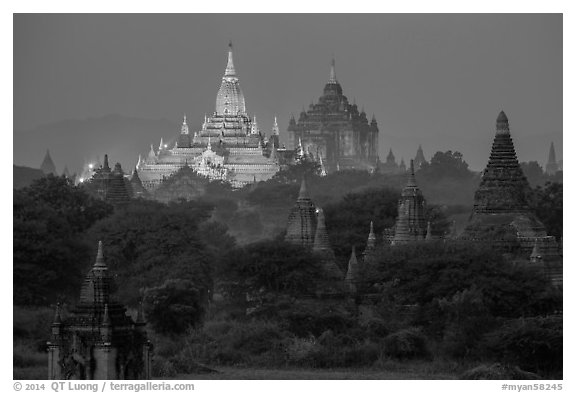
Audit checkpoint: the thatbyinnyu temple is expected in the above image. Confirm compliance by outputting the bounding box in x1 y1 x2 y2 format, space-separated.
137 43 280 190
286 59 380 173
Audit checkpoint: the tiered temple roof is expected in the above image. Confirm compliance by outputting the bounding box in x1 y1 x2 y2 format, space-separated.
362 221 378 266
285 178 317 248
392 160 427 244
462 111 556 255
287 58 379 173
472 111 532 214
47 241 151 380
312 208 342 279
84 155 131 205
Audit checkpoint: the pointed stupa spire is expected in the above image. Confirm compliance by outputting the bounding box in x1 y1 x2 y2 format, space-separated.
269 140 278 162
102 303 111 326
94 241 106 268
329 57 337 84
272 116 280 135
298 176 310 200
103 154 110 171
319 154 327 177
136 154 142 169
313 208 331 252
181 114 189 134
546 142 558 175
530 239 543 263
425 221 433 241
345 246 359 292
251 115 259 135
368 221 376 241
406 159 417 187
40 149 57 175
148 144 156 159
158 137 164 150
207 136 212 151
53 303 62 325
224 41 236 78
496 110 510 134
363 221 377 264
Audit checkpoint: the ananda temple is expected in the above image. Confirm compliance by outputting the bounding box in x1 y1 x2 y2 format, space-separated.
136 43 281 190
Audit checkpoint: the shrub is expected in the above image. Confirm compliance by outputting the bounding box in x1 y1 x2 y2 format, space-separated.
383 328 431 360
482 316 562 377
143 279 207 335
152 356 177 378
184 320 292 367
460 363 541 380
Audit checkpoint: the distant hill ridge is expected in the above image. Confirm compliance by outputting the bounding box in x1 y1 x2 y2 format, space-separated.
14 114 178 176
13 165 44 189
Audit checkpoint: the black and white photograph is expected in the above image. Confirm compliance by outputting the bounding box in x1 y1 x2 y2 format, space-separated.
11 9 565 388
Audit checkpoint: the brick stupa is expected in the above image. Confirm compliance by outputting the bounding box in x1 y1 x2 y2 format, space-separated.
461 111 556 253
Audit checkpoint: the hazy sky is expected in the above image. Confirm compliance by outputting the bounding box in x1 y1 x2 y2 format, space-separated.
13 14 562 170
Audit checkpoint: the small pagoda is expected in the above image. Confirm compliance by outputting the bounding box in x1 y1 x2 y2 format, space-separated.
285 177 317 248
392 160 427 244
47 241 152 379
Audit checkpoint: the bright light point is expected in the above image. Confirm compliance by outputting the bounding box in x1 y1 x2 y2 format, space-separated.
164 144 168 148
88 164 93 169
79 178 84 183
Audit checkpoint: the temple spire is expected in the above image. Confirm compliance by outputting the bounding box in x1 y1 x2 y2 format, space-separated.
496 110 510 134
272 116 280 135
181 114 189 134
345 247 359 293
530 239 542 263
40 149 57 175
298 177 310 200
103 154 110 171
329 57 337 84
546 142 558 175
53 303 62 325
319 154 327 177
313 208 331 252
406 159 417 187
94 241 106 268
363 221 377 265
425 221 433 241
224 41 236 78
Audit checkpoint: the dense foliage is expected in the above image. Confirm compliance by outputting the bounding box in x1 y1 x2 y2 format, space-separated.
416 151 480 206
530 182 563 240
13 175 112 304
87 198 234 306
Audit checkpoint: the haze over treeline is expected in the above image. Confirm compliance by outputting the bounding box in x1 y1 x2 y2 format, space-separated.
14 14 562 173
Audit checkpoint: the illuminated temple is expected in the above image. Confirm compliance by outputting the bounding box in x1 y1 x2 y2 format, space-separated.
137 43 280 189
